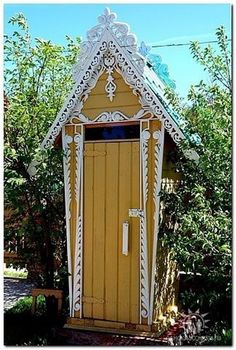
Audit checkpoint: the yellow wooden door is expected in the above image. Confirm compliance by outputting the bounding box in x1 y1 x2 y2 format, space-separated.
83 141 140 324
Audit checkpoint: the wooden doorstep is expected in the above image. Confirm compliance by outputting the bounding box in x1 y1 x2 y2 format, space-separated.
64 323 161 338
65 317 173 337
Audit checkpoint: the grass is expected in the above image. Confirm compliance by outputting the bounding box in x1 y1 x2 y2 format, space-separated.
4 296 66 345
4 267 28 279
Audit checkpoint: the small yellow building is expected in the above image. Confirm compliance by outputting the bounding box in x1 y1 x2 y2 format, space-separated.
41 8 197 336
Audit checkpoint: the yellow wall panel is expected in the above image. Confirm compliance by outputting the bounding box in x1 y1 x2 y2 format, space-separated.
81 71 141 119
130 142 140 324
83 141 140 324
104 143 119 321
153 242 179 322
117 142 132 322
83 143 94 318
92 143 106 319
65 78 180 329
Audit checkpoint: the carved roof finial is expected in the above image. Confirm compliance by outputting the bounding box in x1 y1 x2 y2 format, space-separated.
98 7 117 27
41 8 186 150
73 7 142 81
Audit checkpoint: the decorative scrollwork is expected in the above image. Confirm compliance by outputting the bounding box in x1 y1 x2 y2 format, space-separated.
41 8 185 150
140 213 150 319
62 133 73 315
63 134 73 220
149 127 164 324
70 109 152 125
104 51 116 101
73 133 84 315
98 7 117 27
153 129 163 212
147 53 176 89
105 73 116 101
140 128 150 322
74 134 83 199
95 111 127 122
73 216 82 312
153 129 163 224
141 129 150 203
153 133 162 245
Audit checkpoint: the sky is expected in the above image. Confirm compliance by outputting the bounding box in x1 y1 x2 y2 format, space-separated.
3 3 232 98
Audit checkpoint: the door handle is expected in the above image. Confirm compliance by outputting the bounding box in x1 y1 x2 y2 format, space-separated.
122 221 129 256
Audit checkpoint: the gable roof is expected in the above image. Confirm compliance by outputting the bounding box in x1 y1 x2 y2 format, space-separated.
41 8 188 150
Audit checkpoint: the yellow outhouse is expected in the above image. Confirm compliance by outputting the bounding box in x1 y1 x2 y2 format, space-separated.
41 8 197 335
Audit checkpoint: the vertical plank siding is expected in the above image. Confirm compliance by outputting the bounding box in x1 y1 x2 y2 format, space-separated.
93 143 106 319
83 142 140 324
105 143 119 321
81 71 141 119
64 71 179 329
130 142 140 324
83 144 94 318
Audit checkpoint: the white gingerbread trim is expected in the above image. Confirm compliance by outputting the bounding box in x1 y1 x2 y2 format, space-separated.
69 109 152 124
41 32 107 149
41 8 185 150
62 127 73 317
72 8 143 79
139 127 151 324
72 132 84 316
149 123 165 324
112 44 184 143
104 51 117 101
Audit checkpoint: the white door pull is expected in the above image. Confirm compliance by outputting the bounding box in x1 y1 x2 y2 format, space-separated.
122 221 129 256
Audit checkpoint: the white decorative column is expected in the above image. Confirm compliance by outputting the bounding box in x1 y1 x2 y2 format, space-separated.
72 132 84 317
62 127 73 317
149 124 165 323
140 128 151 324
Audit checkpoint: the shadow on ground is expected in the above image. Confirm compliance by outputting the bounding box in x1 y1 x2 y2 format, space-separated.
4 311 167 346
56 328 168 346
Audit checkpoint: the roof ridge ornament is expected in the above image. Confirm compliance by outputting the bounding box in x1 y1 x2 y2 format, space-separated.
73 7 141 81
40 8 189 151
86 7 116 42
147 53 176 89
97 7 117 27
139 41 152 58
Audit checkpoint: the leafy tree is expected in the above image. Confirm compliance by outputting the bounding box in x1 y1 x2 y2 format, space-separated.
162 26 232 324
4 14 80 288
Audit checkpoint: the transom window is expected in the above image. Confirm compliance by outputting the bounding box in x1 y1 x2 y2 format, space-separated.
85 124 140 141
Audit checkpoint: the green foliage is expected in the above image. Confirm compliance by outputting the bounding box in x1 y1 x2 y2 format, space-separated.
4 296 65 345
182 321 232 346
5 295 46 316
163 26 232 325
189 26 231 92
4 14 80 288
4 267 28 279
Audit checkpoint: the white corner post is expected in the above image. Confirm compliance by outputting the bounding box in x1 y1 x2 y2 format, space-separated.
62 126 73 317
139 124 151 324
149 122 165 323
72 128 84 317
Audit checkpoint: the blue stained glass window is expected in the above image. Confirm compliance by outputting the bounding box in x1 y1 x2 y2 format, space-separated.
85 124 140 141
